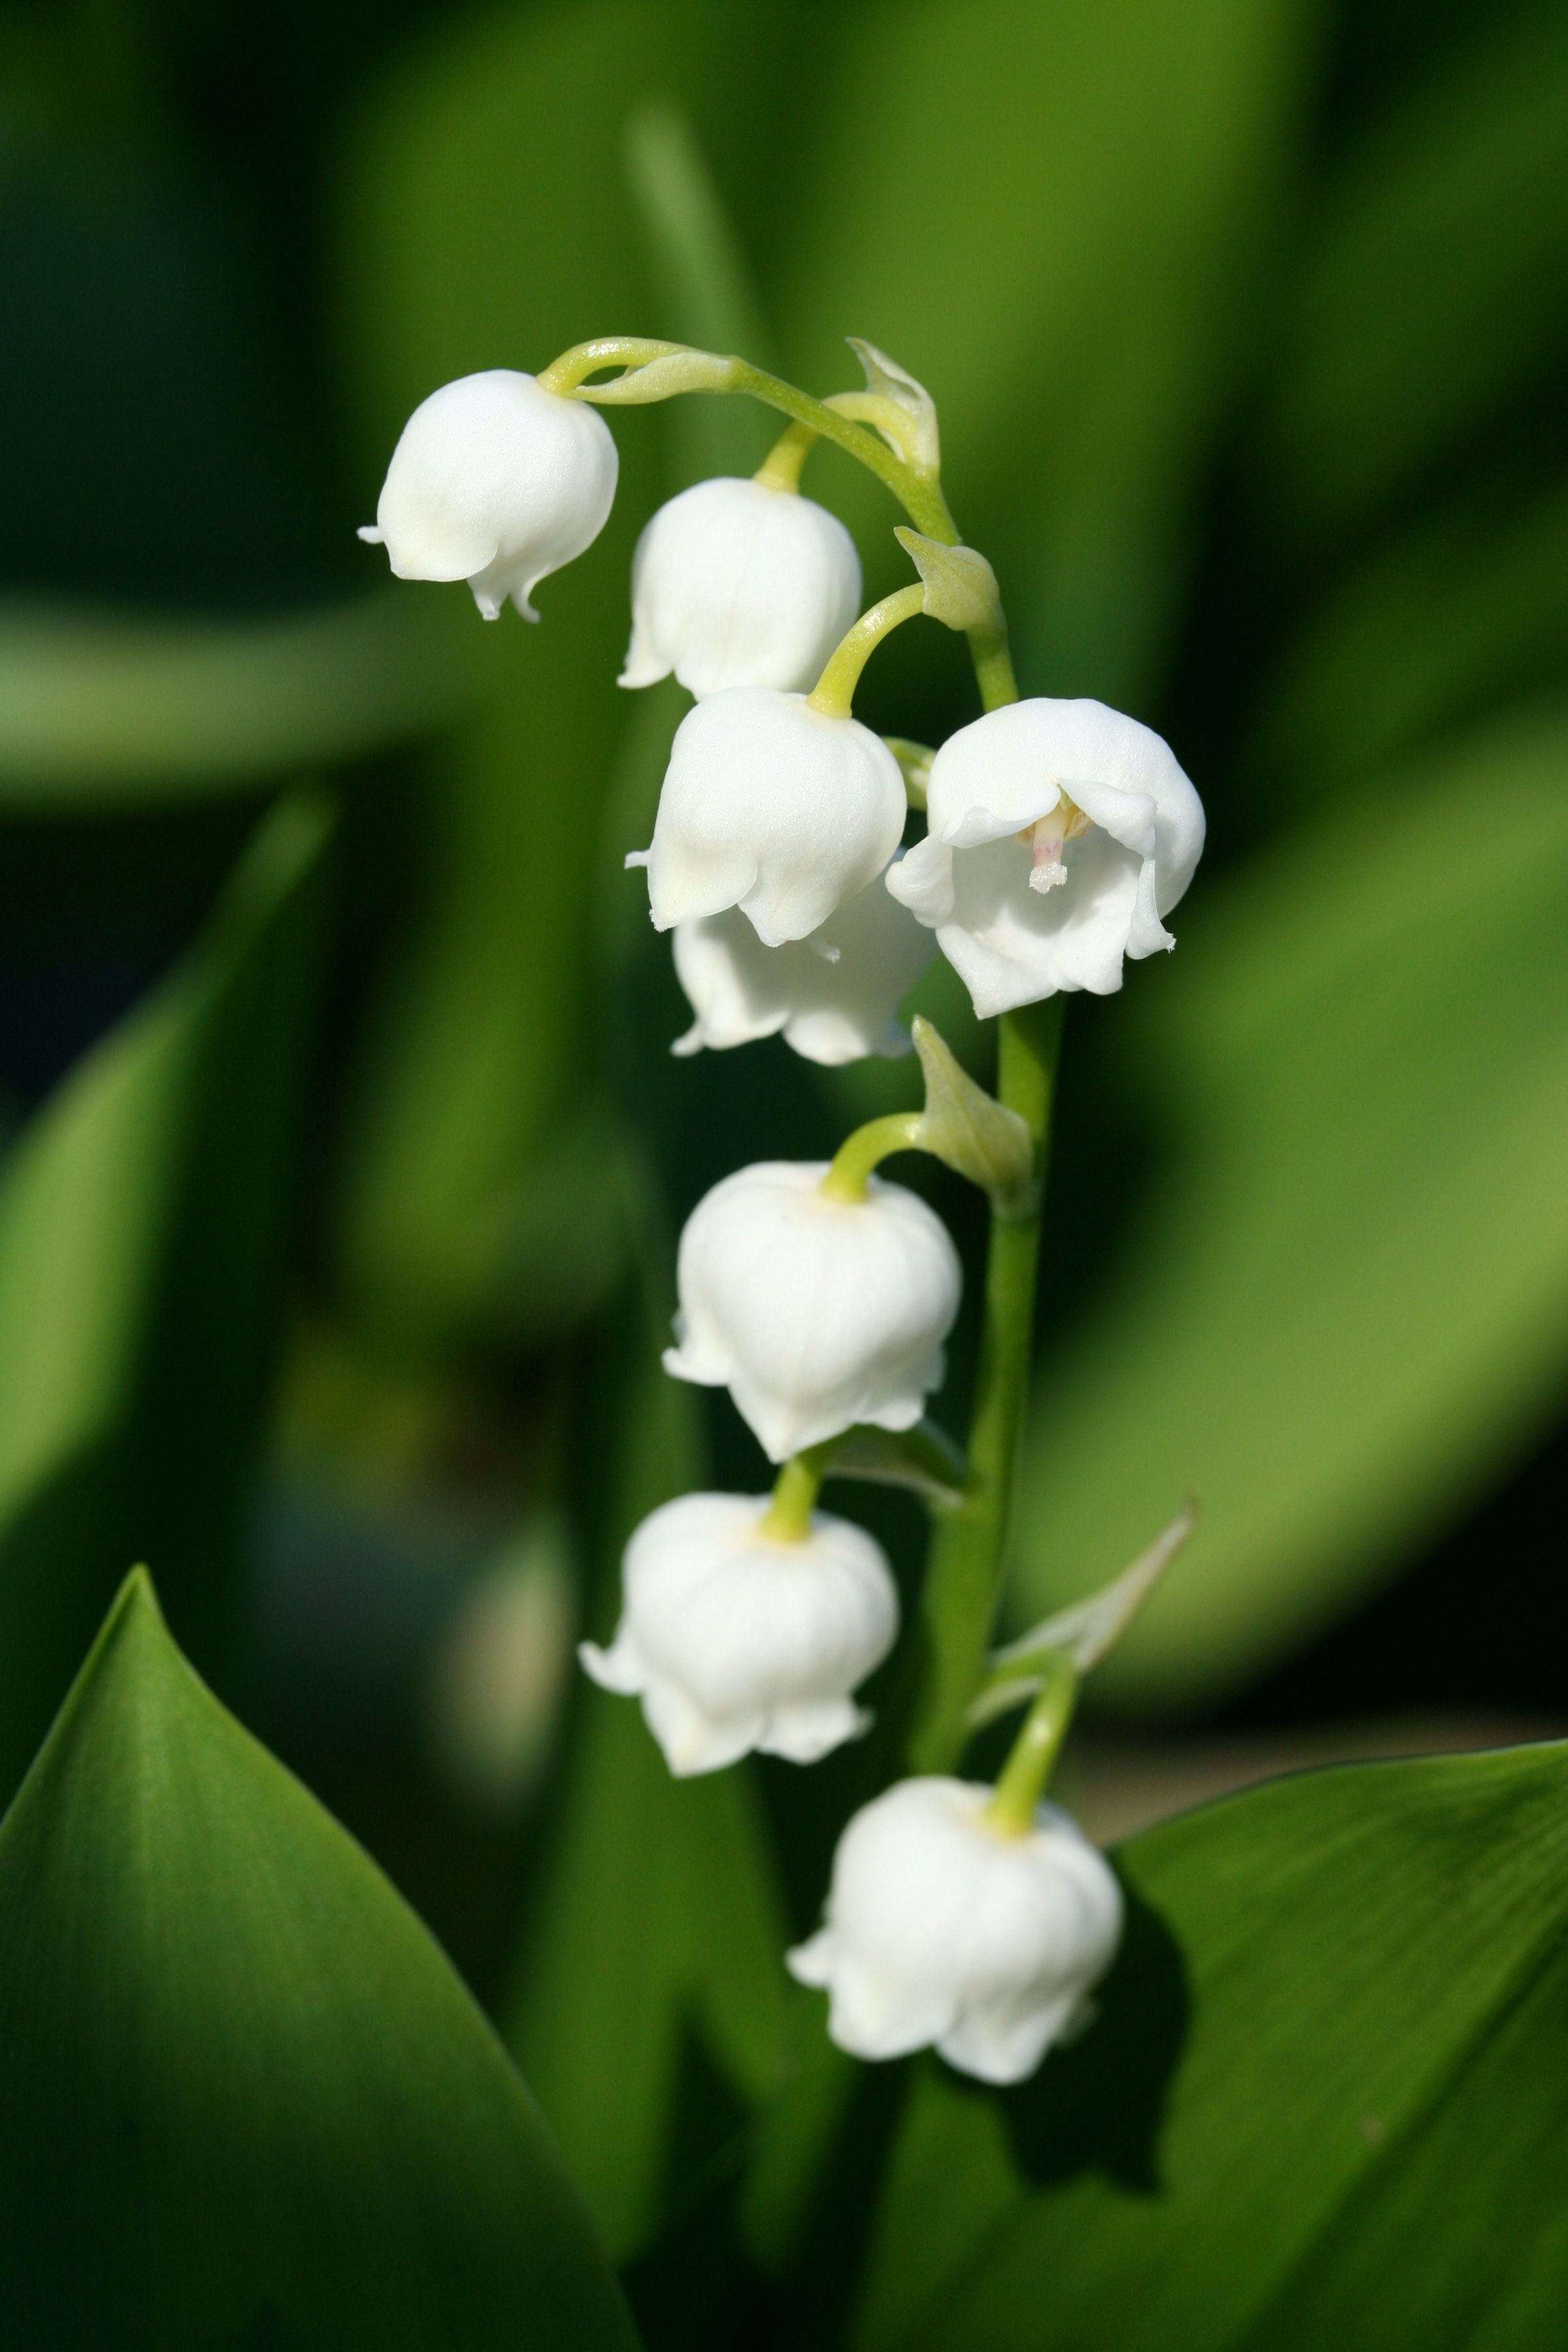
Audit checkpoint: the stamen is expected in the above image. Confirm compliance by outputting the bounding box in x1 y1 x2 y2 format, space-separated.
1022 792 1091 895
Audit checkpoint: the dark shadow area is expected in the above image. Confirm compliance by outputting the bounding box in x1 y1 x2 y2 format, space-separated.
623 2022 762 2352
956 1884 1190 2197
1222 1414 1568 1729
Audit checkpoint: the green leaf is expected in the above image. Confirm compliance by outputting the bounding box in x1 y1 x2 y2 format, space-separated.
1012 713 1568 1708
1250 475 1568 802
0 1569 638 2350
1259 14 1568 547
774 0 1315 698
851 1738 1568 2352
0 594 474 802
623 96 777 485
0 791 331 1795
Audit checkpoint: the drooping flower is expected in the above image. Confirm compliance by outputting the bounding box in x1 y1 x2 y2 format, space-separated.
886 698 1205 1017
578 1491 898 1775
664 1162 961 1461
671 855 933 1065
359 370 618 621
619 476 862 699
787 1777 1123 2084
632 689 906 945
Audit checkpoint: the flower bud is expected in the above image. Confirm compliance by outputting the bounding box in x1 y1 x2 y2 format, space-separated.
634 688 906 945
887 698 1205 1016
578 1490 898 1776
620 476 862 700
787 1777 1123 2084
664 1161 961 1461
672 855 933 1065
359 370 618 621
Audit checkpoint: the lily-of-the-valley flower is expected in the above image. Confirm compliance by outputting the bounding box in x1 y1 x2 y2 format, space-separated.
359 370 618 621
887 698 1205 1016
787 1777 1124 2084
672 854 934 1065
578 1491 898 1776
631 687 906 945
665 1161 961 1461
620 475 862 699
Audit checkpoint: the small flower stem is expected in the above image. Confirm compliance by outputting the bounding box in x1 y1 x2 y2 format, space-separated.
906 996 1064 1771
984 1656 1077 1835
760 1443 834 1541
818 1111 926 1205
806 585 928 720
753 421 816 493
969 618 1019 714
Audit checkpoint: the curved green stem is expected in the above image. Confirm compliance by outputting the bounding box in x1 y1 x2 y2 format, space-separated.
906 998 1064 1771
819 1111 925 1204
985 1658 1077 1835
753 421 816 493
760 1443 834 1541
807 585 928 719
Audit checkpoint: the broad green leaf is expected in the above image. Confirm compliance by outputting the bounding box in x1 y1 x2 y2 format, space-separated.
1013 713 1568 1709
851 1738 1568 2351
327 0 779 1352
1259 14 1568 546
508 1270 789 2261
0 1569 638 2351
1250 475 1568 802
774 0 1315 699
0 594 474 801
0 791 331 1795
623 97 777 485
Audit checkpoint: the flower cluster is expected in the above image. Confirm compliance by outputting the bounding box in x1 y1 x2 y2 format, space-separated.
363 340 1203 2089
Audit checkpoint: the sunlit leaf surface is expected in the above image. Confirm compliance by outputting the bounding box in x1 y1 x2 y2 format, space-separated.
1013 716 1568 1707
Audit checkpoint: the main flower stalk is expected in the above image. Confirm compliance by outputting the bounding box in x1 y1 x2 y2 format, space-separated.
907 994 1062 1768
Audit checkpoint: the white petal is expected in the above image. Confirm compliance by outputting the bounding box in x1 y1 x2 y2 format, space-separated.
758 1697 870 1763
885 832 958 928
670 865 930 1066
640 1678 762 1777
576 1636 646 1697
368 371 617 619
585 1492 899 1776
667 1164 961 1461
646 690 905 945
620 478 862 700
934 831 1143 1016
936 1990 1081 2085
792 1778 1124 2086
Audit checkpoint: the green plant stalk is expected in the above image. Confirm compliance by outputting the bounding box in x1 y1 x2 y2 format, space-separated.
906 996 1064 1772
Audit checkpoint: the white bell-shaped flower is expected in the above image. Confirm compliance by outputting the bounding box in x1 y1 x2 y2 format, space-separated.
633 689 906 945
788 1777 1123 2085
578 1491 898 1776
672 855 933 1065
887 698 1205 1017
620 476 862 700
359 369 618 621
664 1161 961 1461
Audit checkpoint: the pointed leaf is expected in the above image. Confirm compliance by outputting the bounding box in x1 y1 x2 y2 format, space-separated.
0 1572 637 2349
0 791 331 1794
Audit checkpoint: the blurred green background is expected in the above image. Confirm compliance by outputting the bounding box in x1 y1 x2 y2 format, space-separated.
1 0 1565 2281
